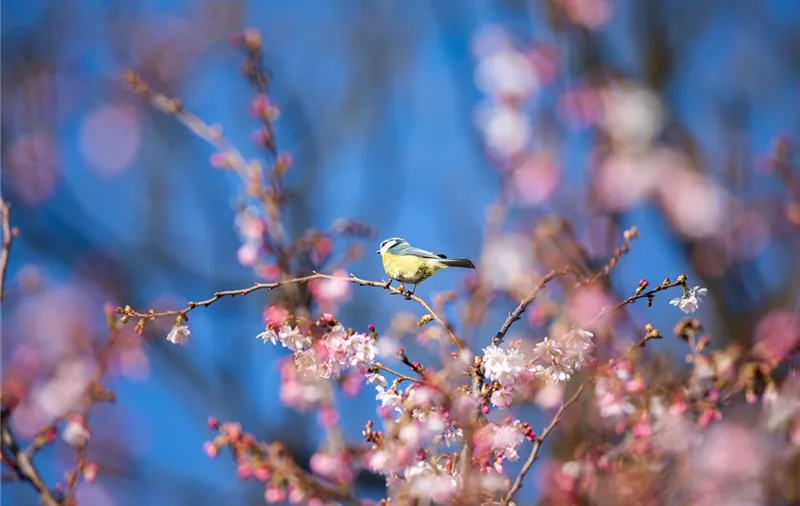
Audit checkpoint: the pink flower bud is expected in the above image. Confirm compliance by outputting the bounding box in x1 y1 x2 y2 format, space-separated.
318 408 339 428
237 242 260 267
264 485 286 503
250 95 270 117
275 153 293 173
210 152 235 169
83 462 98 483
254 466 270 482
203 442 218 458
237 461 252 480
222 422 242 441
251 129 271 147
207 416 219 430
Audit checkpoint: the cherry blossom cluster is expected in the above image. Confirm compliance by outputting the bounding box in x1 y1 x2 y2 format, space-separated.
481 329 594 409
257 317 377 381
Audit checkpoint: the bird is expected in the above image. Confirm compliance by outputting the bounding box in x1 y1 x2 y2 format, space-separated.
376 237 476 296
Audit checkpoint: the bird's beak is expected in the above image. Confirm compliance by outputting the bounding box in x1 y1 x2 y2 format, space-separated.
376 249 381 255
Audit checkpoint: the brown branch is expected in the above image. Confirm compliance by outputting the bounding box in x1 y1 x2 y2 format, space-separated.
118 272 464 351
1 410 59 506
372 363 423 384
0 201 59 505
591 277 686 324
492 267 573 345
580 226 638 285
0 199 18 302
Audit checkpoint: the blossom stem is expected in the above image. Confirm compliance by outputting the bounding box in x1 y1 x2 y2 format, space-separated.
373 363 424 384
0 199 16 303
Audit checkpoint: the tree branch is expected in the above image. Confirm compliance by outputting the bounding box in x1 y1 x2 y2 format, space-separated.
0 199 18 302
1 410 59 506
492 267 573 346
118 272 464 351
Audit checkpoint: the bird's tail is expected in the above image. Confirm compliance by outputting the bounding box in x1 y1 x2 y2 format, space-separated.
440 258 476 269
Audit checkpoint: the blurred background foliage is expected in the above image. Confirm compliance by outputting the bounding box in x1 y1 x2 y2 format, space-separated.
2 0 800 504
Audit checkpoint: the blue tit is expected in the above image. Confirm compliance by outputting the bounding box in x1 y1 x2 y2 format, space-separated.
376 237 475 295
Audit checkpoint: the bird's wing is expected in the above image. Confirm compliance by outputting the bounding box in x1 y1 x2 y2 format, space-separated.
395 246 447 260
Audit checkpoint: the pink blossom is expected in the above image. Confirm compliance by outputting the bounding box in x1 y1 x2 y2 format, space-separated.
531 329 595 384
341 370 363 396
753 309 800 363
310 451 353 484
279 359 324 411
309 269 352 309
475 45 540 100
237 461 252 480
236 242 260 267
510 154 560 207
83 462 98 483
62 415 91 447
535 383 564 409
254 466 270 482
558 84 603 129
263 305 289 328
255 263 281 281
264 485 286 503
203 442 218 458
209 152 236 169
318 407 338 428
234 208 266 243
490 388 513 409
474 103 531 159
557 0 612 29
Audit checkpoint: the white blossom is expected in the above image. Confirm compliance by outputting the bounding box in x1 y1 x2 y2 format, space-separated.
490 423 525 461
531 329 595 384
475 47 539 99
482 343 529 387
256 327 278 345
434 427 464 448
670 286 708 314
62 415 91 447
490 387 513 409
376 386 403 412
366 372 388 388
166 325 190 345
278 325 310 351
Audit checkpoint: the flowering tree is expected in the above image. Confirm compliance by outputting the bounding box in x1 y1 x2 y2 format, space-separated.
3 4 800 506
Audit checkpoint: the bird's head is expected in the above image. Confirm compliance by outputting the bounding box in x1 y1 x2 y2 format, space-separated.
377 237 406 255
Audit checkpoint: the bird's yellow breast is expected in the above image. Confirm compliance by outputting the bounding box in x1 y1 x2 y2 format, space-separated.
382 253 445 284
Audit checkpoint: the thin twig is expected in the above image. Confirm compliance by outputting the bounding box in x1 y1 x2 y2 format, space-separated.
492 267 573 346
372 363 423 384
0 199 17 302
1 410 59 506
119 272 464 351
579 226 638 286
